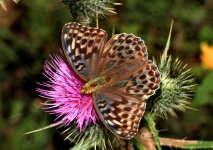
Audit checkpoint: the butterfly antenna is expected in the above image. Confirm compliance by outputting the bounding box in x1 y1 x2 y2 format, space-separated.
96 9 99 28
112 24 115 36
165 20 173 57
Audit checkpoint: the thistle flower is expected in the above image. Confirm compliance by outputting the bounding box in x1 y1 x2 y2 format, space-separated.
37 54 98 130
60 124 121 150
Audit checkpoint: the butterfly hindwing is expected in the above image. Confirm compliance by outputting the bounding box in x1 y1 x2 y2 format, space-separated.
93 59 160 140
93 90 146 139
61 22 107 81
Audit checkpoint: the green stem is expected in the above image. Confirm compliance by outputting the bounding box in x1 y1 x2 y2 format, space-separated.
131 137 146 150
160 137 213 149
145 113 162 150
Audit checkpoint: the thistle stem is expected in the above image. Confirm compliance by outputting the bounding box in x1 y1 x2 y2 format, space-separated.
145 113 162 150
131 137 146 150
96 9 99 28
160 137 213 149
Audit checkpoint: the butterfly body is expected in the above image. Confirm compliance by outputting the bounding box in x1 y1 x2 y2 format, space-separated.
81 76 106 94
81 57 147 94
62 22 161 139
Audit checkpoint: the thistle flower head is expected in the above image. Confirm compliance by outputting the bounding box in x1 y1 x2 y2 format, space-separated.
62 0 120 25
147 22 196 119
148 57 195 119
60 124 121 150
37 54 98 130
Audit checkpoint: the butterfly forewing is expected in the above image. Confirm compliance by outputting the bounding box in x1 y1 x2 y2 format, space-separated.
61 22 107 81
94 33 148 75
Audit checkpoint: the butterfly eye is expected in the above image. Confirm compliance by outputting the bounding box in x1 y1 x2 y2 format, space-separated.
68 33 72 37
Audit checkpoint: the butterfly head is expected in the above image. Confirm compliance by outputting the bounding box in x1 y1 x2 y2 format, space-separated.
81 76 106 94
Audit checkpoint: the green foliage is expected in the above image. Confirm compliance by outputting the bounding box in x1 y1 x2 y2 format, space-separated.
117 0 213 57
199 25 213 42
0 99 51 149
0 0 70 149
194 71 213 107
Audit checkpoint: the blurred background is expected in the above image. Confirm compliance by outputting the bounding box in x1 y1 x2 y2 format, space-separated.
0 0 212 149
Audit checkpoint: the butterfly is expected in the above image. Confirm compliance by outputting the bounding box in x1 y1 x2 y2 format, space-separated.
61 22 161 139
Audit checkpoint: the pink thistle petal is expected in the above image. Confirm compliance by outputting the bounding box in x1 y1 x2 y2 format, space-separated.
37 54 98 131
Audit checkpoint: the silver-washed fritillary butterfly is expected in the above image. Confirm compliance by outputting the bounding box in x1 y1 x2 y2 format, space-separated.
61 22 161 139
